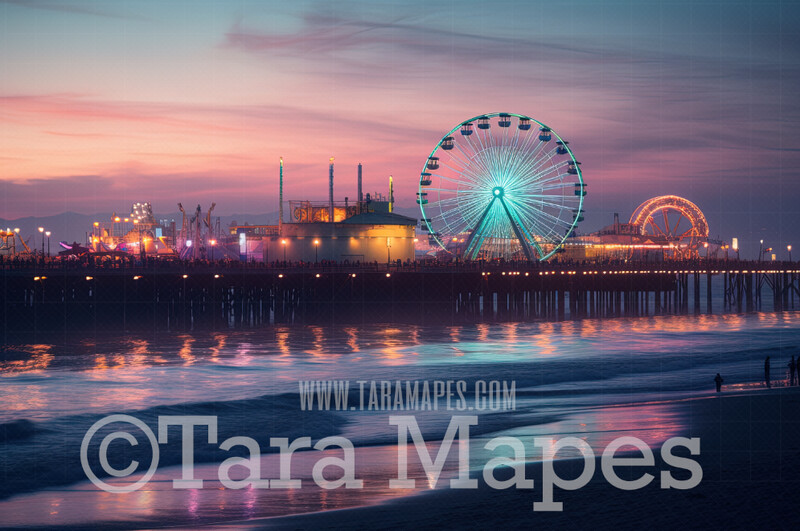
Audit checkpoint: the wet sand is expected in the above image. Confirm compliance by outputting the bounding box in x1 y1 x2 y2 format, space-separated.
257 386 800 529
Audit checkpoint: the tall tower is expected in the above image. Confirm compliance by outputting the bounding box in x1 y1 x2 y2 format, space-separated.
389 175 394 213
357 163 363 204
329 157 335 223
279 157 284 236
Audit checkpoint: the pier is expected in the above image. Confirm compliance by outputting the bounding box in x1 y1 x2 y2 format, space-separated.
2 261 798 333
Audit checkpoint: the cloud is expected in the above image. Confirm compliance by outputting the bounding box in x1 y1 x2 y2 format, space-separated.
0 0 149 21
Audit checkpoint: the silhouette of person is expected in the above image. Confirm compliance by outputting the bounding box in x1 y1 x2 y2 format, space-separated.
714 373 724 393
765 356 771 388
790 356 797 386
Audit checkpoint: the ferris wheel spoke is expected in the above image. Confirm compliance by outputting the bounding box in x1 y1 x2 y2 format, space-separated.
536 181 578 192
515 200 572 230
512 195 569 213
515 171 570 193
662 210 670 235
513 149 561 184
433 197 465 208
457 137 493 183
509 154 558 189
441 149 477 177
514 187 574 204
648 218 667 237
671 212 684 236
503 140 545 180
433 167 480 187
457 199 491 221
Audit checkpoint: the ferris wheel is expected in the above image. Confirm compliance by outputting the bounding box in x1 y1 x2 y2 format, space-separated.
418 113 585 261
629 195 709 250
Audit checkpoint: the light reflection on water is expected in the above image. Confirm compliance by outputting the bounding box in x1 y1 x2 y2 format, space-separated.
1 312 799 422
0 445 440 528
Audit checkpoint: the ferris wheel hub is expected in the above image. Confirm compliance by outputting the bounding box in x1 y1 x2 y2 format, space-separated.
492 186 504 197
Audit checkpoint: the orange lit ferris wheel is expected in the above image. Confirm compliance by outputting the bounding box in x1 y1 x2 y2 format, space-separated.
629 195 709 251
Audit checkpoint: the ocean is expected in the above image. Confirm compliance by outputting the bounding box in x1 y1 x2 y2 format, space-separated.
1 311 799 527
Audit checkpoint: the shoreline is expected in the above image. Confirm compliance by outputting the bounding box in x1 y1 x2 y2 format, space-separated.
3 386 799 529
252 386 800 529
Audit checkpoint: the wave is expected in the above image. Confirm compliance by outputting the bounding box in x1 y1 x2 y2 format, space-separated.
0 393 345 501
0 419 40 443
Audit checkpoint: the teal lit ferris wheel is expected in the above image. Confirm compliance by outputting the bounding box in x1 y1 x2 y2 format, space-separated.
418 113 586 261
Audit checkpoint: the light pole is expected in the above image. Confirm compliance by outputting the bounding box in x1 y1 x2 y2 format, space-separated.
789 245 793 262
45 231 51 257
386 237 392 265
38 227 44 256
703 241 709 259
209 239 216 260
281 239 287 263
759 239 764 262
313 239 320 263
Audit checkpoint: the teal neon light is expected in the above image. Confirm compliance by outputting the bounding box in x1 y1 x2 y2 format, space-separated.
418 112 585 261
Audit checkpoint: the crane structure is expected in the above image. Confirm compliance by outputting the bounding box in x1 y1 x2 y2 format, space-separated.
179 202 221 260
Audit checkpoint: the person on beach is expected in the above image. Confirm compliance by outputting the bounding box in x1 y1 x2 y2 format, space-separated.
714 373 724 392
765 356 771 388
790 356 797 386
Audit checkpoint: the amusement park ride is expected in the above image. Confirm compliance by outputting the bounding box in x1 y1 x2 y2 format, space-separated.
418 112 585 261
418 112 720 261
1 112 723 263
0 228 32 256
60 201 229 261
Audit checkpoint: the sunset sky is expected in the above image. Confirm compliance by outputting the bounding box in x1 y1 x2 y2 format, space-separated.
1 0 799 255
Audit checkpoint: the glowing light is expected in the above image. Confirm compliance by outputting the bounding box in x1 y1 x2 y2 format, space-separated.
315 273 320 278
209 239 216 246
38 227 44 233
133 276 141 280
278 274 284 278
214 274 220 279
186 240 192 247
85 276 93 280
182 274 188 279
386 273 391 277
420 114 583 261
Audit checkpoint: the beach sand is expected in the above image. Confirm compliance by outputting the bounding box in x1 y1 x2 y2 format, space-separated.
256 387 800 530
